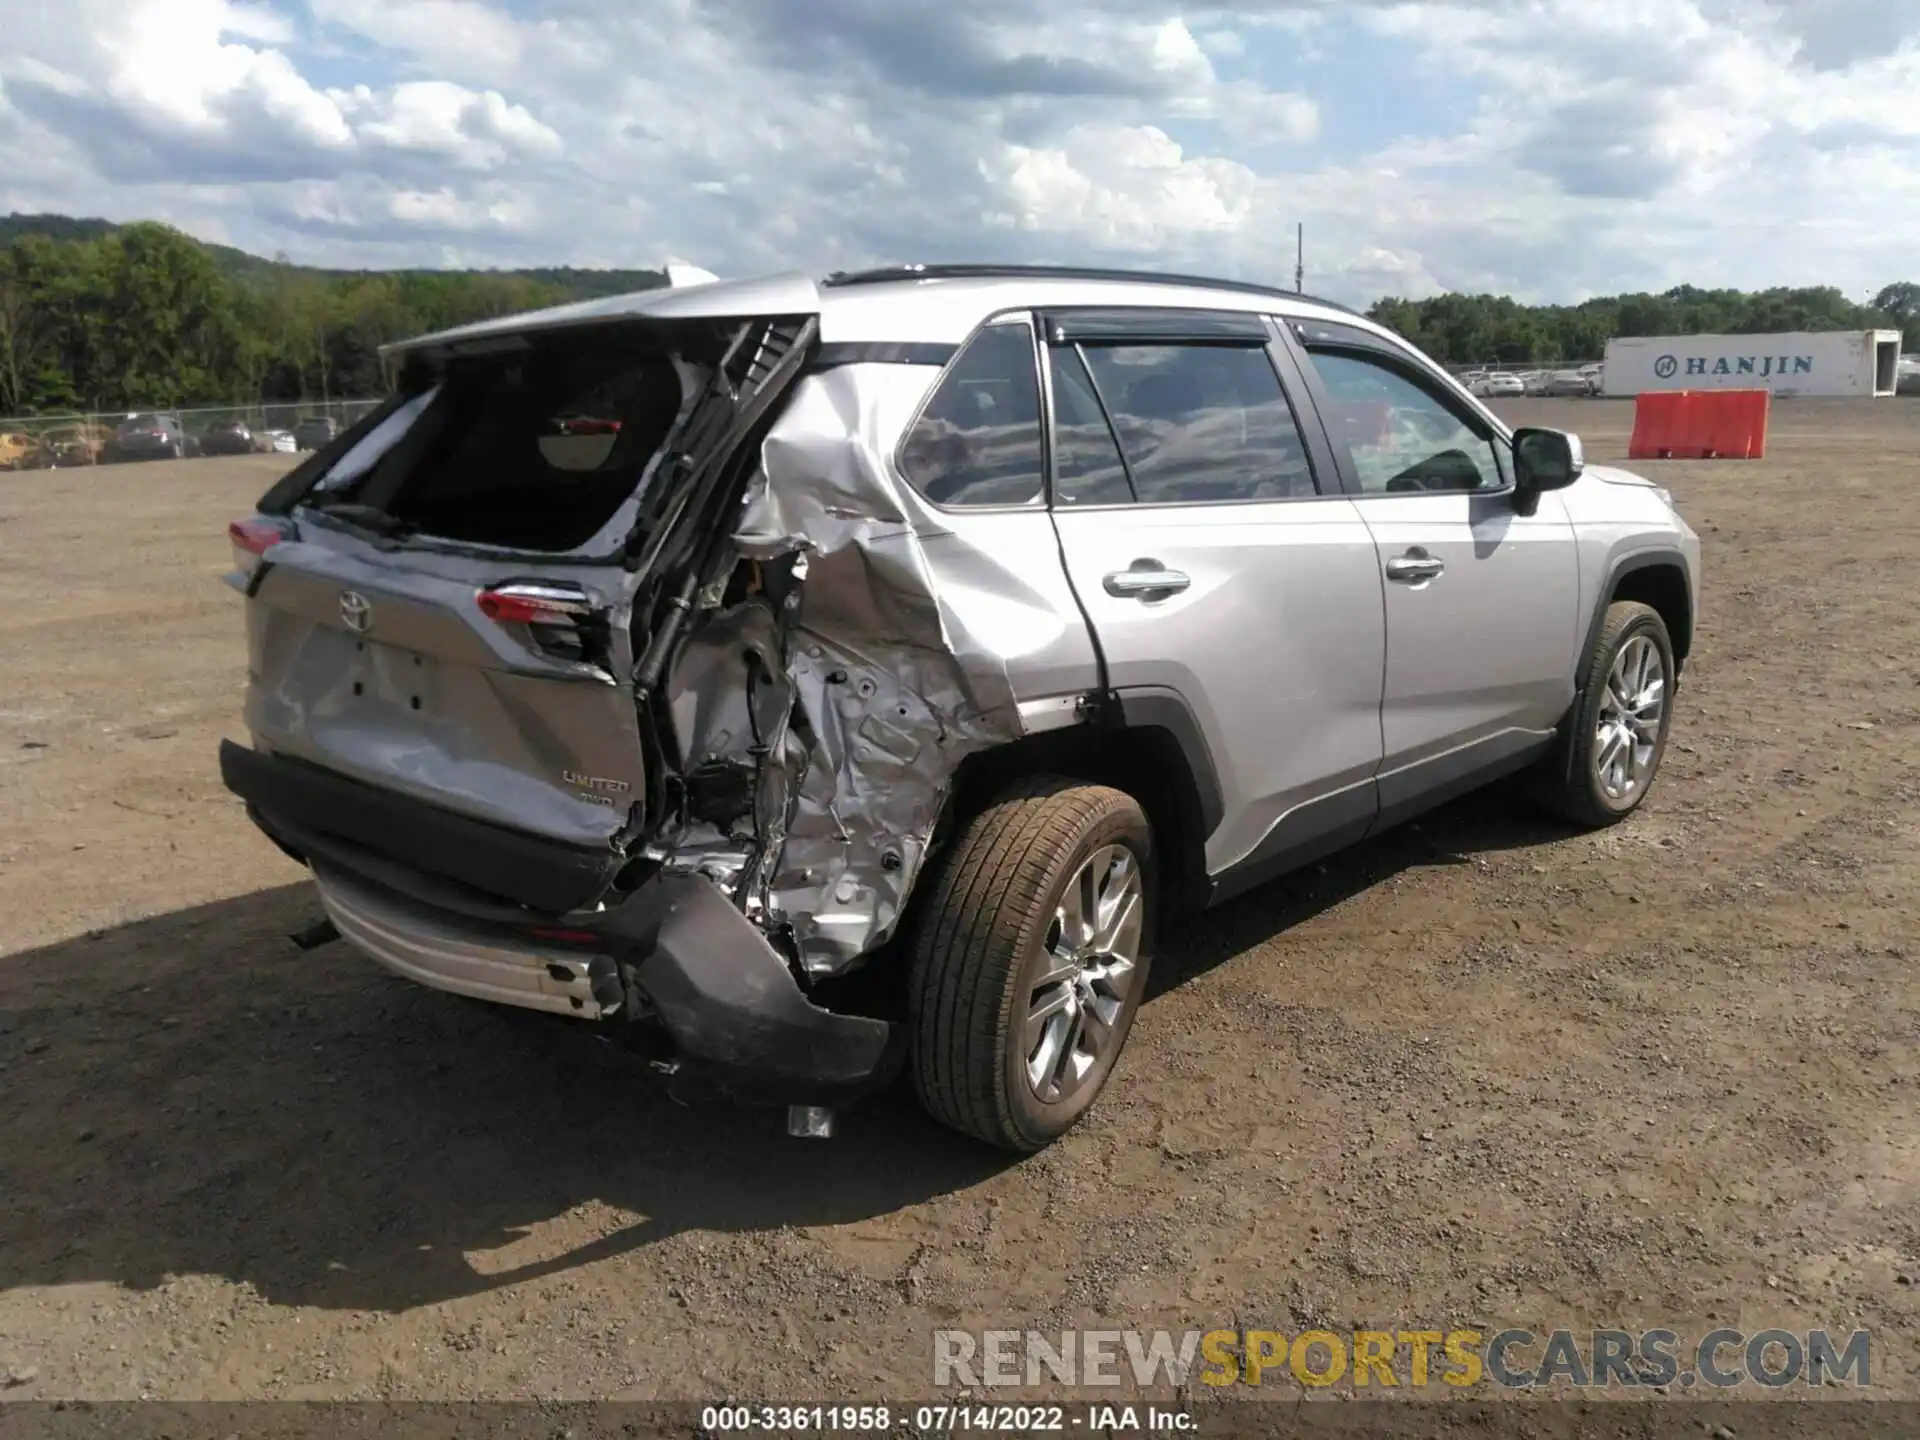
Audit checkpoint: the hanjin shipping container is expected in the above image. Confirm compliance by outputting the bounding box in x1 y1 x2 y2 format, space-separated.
1603 330 1903 398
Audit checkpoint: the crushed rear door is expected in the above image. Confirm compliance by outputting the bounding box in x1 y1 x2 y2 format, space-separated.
233 288 819 904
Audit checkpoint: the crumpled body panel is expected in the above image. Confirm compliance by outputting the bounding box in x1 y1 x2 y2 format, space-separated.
693 363 1077 973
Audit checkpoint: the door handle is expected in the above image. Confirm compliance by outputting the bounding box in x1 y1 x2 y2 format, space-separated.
1103 562 1191 598
1385 549 1445 584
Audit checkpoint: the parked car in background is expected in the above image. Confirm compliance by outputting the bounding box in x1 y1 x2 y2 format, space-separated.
201 419 262 456
1474 372 1526 398
293 416 341 450
109 414 199 462
259 428 299 454
1897 355 1920 396
220 261 1702 1152
41 423 110 467
1544 369 1598 397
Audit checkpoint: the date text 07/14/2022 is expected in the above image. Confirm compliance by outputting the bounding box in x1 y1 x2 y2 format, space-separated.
698 1404 1194 1433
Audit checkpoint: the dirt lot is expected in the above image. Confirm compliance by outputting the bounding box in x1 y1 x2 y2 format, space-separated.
2 398 1918 1404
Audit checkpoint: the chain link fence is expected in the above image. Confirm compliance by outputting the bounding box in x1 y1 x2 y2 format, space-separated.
0 399 384 471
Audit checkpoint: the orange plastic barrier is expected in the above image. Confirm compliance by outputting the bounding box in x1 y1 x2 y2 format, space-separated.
1627 389 1768 460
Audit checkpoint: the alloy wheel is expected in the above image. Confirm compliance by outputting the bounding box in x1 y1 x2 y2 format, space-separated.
1023 844 1145 1104
1593 634 1666 802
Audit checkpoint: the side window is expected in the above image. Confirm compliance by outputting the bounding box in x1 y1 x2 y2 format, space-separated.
898 323 1044 507
1047 346 1132 505
1304 349 1503 494
1076 343 1317 503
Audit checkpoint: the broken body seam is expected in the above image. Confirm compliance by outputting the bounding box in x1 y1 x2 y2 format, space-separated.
654 364 1026 978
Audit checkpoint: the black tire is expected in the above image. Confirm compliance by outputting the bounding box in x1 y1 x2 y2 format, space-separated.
906 776 1154 1152
1543 601 1676 828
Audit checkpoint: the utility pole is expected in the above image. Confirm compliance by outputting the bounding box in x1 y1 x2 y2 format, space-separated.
1295 223 1304 294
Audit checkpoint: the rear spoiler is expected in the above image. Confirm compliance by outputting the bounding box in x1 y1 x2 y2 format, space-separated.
379 271 823 365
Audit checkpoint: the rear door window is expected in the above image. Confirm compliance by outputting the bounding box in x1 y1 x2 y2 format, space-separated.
1071 342 1319 504
897 322 1045 507
1047 346 1133 505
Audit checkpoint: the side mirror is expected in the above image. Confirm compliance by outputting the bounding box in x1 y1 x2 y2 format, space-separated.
1511 427 1583 513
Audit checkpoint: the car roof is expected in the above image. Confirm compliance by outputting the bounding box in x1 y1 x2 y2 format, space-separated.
385 263 1385 360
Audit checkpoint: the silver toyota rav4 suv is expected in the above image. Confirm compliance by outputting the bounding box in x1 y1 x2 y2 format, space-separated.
221 263 1700 1152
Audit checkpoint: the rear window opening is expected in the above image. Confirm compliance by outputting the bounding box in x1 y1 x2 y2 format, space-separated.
313 339 691 553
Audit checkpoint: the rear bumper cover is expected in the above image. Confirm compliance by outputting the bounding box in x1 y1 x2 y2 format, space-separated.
601 872 899 1096
220 739 621 915
221 740 897 1099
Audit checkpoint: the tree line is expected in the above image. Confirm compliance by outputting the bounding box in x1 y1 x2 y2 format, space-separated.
0 216 1914 416
1366 283 1918 366
0 220 667 417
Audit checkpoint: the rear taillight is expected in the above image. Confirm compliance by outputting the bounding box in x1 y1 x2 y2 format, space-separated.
476 583 603 665
476 584 593 626
228 516 291 576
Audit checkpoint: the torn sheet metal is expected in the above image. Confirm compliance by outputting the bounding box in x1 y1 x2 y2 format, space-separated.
658 598 796 899
717 364 1030 973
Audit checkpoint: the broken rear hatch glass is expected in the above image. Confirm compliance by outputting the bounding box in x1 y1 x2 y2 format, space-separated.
229 276 820 907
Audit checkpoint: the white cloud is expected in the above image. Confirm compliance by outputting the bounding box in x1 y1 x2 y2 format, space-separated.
386 185 534 230
95 0 352 150
333 82 561 169
0 0 559 187
1199 29 1247 60
988 124 1258 248
0 0 1915 304
305 0 525 81
221 1 298 46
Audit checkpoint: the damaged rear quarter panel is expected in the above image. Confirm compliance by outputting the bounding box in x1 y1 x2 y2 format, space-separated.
727 362 1100 974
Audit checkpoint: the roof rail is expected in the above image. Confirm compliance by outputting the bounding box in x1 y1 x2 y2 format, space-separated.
819 263 1362 317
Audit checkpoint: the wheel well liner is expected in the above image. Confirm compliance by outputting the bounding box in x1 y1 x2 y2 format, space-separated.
943 700 1219 917
1605 555 1693 662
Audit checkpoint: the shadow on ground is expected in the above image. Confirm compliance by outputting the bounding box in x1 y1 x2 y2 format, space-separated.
0 785 1570 1314
1149 778 1575 999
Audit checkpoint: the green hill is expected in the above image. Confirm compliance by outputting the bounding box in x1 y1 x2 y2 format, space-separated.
0 214 677 414
0 212 669 299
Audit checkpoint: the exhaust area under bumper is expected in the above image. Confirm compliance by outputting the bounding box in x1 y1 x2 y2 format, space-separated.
312 859 611 1018
222 741 899 1100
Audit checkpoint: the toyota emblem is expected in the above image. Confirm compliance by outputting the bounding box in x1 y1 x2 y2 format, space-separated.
339 590 373 634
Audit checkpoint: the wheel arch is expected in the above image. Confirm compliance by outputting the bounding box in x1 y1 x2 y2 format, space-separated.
1558 549 1692 784
940 690 1223 919
1601 552 1693 664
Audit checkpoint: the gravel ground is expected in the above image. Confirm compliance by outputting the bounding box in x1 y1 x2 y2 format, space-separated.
1 397 1918 1404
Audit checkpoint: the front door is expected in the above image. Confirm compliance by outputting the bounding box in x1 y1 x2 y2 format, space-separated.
1287 332 1580 819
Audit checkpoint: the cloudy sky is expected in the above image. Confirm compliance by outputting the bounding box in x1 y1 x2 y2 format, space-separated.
0 0 1915 305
